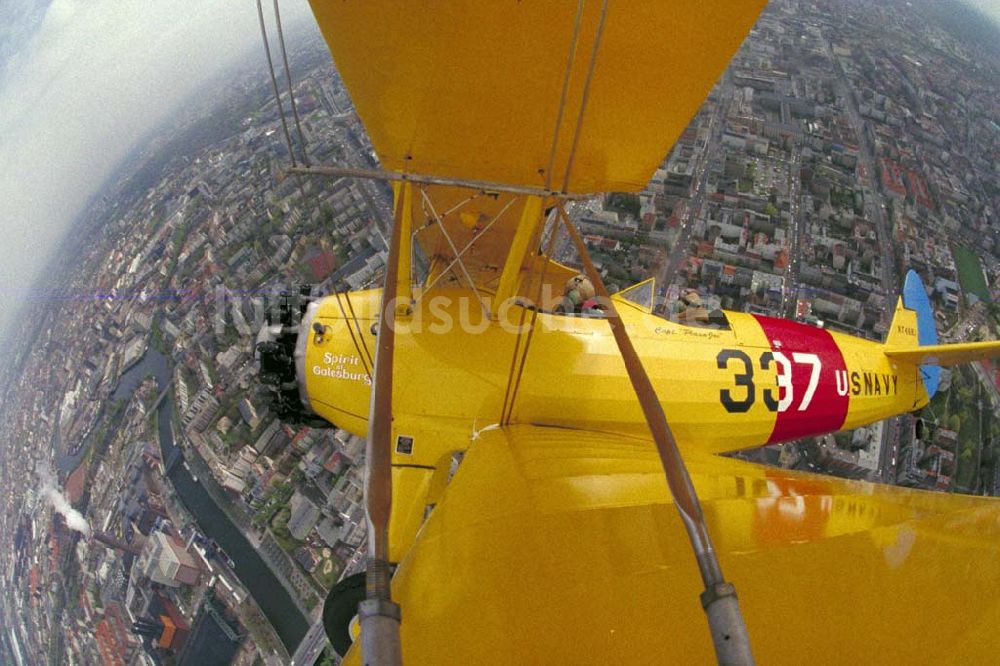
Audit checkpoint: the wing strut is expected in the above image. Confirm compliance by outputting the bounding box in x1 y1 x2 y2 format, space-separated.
557 203 755 665
359 183 413 665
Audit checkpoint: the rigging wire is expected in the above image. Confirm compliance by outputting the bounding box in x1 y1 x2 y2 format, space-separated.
332 291 372 379
342 289 375 371
419 196 518 297
441 191 481 218
419 187 490 315
543 0 586 191
272 0 311 166
501 206 560 424
560 0 609 193
256 0 298 169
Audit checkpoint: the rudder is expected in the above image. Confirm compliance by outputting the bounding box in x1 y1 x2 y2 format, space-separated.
891 269 940 398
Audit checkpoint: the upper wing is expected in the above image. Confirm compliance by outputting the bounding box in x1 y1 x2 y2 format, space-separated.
308 1 767 193
348 425 1000 663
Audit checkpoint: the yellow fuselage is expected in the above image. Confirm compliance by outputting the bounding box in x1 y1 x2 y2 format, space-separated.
303 288 925 452
299 288 927 559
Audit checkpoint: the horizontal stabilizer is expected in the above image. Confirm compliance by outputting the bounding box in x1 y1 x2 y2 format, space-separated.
886 340 1000 367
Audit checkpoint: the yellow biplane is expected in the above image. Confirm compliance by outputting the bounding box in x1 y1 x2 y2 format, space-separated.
254 1 1000 663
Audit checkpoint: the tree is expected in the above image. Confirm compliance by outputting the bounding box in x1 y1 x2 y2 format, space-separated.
948 414 961 432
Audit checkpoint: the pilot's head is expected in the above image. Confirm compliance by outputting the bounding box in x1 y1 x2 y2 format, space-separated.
680 288 702 307
565 274 596 302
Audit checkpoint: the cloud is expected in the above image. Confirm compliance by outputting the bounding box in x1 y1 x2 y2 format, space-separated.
0 0 314 337
963 0 1000 25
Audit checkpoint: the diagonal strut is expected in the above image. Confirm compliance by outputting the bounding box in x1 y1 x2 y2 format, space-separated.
556 203 754 665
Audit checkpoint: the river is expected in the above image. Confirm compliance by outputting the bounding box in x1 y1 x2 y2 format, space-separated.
107 349 309 650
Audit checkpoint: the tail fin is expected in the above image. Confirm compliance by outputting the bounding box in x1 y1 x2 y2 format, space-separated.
884 270 1000 398
884 270 941 398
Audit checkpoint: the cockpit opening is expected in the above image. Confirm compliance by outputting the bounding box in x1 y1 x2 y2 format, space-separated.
674 288 730 329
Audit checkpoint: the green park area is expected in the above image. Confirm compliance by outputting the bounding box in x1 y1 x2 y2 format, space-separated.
925 365 998 492
952 245 991 303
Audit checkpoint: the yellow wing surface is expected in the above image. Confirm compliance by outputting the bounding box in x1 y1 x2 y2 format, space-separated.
308 1 767 193
308 1 767 292
346 426 1000 663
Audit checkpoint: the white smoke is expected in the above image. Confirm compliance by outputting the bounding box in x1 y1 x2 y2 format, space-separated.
38 467 91 537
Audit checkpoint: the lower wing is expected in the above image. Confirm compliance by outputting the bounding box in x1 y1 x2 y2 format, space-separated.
346 425 1000 663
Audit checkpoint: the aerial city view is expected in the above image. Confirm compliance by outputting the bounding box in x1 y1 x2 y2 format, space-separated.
1 0 998 663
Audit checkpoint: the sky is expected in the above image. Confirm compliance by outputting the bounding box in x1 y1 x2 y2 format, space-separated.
0 0 313 340
966 0 1000 23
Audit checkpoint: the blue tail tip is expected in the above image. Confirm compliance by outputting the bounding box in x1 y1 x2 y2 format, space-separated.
902 269 940 399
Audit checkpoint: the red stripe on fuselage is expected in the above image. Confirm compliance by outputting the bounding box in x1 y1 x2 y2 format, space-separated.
753 315 850 443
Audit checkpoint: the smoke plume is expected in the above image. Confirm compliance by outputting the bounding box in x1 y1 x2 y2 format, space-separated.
39 467 91 537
